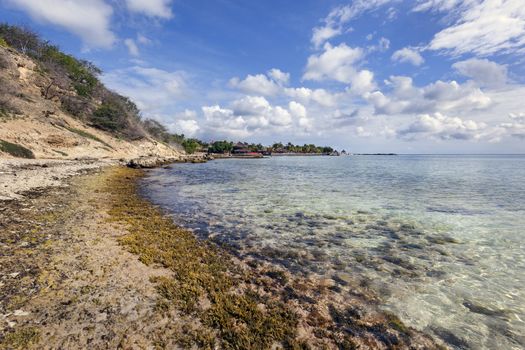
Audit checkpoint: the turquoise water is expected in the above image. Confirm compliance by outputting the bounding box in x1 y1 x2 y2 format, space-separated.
141 155 525 349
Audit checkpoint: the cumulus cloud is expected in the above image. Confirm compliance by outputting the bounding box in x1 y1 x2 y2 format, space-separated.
303 43 375 94
501 112 525 139
267 68 290 85
311 0 394 48
452 58 508 88
7 0 115 48
197 96 317 139
175 119 200 137
284 87 340 107
416 0 525 56
391 47 424 66
231 96 292 127
398 112 490 141
366 76 492 116
124 0 173 19
229 69 289 96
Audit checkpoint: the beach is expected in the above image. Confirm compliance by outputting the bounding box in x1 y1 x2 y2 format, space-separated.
0 159 441 349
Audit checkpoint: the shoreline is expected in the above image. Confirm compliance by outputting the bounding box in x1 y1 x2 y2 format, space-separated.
0 160 443 349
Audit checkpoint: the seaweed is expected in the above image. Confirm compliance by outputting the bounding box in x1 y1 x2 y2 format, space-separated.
105 167 300 349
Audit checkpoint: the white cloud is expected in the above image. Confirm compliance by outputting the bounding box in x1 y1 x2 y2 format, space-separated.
366 75 492 116
198 96 317 139
311 26 342 49
267 68 290 85
7 0 115 48
231 96 292 127
124 38 139 56
174 119 200 137
124 0 173 19
229 69 290 96
452 58 508 88
311 0 394 48
509 112 525 122
229 74 280 96
284 87 340 107
368 37 391 52
398 112 490 141
416 0 525 56
303 43 375 93
288 101 307 118
391 47 424 66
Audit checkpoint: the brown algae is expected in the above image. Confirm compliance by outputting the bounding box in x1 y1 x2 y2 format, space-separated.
104 166 442 349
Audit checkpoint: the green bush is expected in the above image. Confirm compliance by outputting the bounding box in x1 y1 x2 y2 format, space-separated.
42 46 99 97
0 139 35 158
208 140 233 154
182 139 201 154
90 104 123 131
0 37 8 47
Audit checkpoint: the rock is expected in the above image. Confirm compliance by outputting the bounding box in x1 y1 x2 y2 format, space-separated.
13 310 30 316
126 156 176 169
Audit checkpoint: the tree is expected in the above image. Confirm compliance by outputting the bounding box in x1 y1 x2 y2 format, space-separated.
208 140 233 154
182 139 201 154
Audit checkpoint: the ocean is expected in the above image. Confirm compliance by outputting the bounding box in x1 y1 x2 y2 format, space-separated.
140 155 525 349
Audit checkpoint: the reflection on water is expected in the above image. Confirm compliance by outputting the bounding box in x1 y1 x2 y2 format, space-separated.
141 155 525 349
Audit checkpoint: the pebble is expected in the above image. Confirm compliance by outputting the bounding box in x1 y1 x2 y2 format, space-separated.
13 310 30 316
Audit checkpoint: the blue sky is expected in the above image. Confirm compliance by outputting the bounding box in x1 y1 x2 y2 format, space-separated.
1 0 525 153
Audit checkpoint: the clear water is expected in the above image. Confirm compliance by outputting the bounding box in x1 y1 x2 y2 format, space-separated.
140 155 525 349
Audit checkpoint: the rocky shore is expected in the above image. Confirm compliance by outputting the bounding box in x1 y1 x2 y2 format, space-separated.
0 159 445 349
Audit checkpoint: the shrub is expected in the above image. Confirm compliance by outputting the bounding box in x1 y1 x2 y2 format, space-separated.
143 119 169 142
182 139 201 154
0 37 8 47
208 140 233 154
90 104 123 131
42 46 99 97
0 139 35 158
0 24 41 56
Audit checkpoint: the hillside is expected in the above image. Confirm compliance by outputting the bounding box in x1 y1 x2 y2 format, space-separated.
0 25 182 160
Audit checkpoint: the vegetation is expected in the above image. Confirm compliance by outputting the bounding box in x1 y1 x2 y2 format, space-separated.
181 138 203 154
0 24 152 141
271 142 334 154
0 139 35 158
143 119 170 143
208 140 234 154
2 327 40 349
106 168 301 349
62 126 113 149
0 37 8 47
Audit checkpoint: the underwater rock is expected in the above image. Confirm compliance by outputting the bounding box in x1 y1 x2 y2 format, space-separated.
431 326 470 349
463 301 509 317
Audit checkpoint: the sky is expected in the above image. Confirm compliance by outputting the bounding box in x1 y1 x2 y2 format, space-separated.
1 0 525 153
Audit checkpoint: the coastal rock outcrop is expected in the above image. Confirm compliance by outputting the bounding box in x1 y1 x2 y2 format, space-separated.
126 156 179 169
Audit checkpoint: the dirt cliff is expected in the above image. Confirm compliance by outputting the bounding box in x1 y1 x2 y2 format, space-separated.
0 45 182 160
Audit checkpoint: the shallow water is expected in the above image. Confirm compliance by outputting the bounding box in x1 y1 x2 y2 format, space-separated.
141 155 525 349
